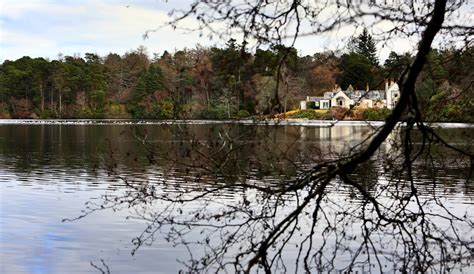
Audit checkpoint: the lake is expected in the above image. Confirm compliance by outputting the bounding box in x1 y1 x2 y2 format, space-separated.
0 120 473 273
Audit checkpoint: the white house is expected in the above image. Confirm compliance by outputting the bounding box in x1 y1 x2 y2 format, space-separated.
306 96 331 109
331 90 352 109
302 79 400 110
300 100 307 110
385 79 400 109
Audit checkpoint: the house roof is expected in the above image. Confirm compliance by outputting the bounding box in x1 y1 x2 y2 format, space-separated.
323 92 334 99
346 90 386 100
333 90 351 100
308 83 398 102
307 96 329 101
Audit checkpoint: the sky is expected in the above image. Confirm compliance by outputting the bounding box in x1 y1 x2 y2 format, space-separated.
0 0 424 62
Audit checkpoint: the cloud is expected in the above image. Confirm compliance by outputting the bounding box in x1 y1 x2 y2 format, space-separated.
1 31 57 57
1 0 409 62
2 0 467 62
0 0 213 61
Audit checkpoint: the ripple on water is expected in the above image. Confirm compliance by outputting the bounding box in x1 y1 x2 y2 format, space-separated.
0 122 472 273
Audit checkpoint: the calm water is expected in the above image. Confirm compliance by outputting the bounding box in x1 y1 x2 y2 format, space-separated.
0 121 473 273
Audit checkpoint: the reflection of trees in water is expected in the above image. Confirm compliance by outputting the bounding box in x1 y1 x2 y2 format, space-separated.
1 122 472 272
63 121 474 273
0 125 105 173
127 124 328 184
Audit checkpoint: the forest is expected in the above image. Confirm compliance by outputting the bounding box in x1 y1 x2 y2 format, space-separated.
1 30 472 122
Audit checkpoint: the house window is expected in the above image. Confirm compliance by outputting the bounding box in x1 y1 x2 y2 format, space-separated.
394 93 398 98
339 100 343 106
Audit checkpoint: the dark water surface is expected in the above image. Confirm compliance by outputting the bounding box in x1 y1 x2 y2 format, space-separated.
0 122 473 273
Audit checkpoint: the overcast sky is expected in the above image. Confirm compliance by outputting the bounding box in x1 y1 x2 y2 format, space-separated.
0 0 422 62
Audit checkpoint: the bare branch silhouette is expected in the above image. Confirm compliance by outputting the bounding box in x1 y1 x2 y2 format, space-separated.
65 0 474 272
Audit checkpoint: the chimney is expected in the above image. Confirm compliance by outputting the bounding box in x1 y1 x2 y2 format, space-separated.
366 82 369 92
390 78 394 86
385 78 388 91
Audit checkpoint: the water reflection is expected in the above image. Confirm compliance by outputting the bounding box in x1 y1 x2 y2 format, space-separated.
0 124 373 183
0 123 473 273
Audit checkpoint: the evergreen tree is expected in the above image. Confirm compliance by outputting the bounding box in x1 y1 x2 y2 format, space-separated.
338 53 373 90
356 28 378 66
253 49 278 76
144 64 165 94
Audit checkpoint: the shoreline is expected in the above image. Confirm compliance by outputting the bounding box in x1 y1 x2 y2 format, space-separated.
0 118 473 128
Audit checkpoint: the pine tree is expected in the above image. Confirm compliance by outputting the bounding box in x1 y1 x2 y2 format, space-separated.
356 28 378 66
144 64 164 94
338 52 373 90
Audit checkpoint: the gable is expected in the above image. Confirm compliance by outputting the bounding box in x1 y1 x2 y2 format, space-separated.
388 83 400 93
333 90 350 100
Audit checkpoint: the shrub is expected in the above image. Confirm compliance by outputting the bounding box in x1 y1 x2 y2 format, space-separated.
291 110 325 119
76 107 105 119
38 109 57 119
105 103 129 119
181 100 206 119
0 102 11 118
236 109 251 119
362 108 391 121
200 105 228 119
159 101 174 119
351 108 364 120
327 107 350 120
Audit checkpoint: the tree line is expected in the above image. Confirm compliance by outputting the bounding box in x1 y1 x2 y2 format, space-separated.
1 31 472 121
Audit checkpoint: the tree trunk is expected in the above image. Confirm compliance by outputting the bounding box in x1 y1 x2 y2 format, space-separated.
40 82 44 112
59 89 62 118
51 86 54 111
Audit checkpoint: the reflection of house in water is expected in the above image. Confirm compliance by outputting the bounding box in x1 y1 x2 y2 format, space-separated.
319 127 331 139
288 125 384 155
301 79 400 110
317 126 359 141
318 125 381 153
